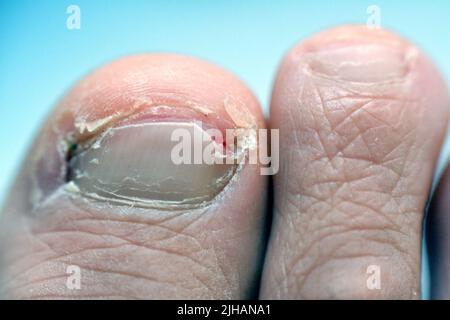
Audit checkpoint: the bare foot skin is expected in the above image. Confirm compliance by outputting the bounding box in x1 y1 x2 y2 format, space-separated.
260 26 449 299
0 55 267 299
1 25 449 300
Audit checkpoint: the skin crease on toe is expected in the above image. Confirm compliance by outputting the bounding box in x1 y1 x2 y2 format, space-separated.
0 54 267 299
260 26 450 299
1 26 449 301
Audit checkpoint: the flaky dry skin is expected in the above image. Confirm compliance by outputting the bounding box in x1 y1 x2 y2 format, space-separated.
1 26 450 300
0 55 267 299
260 26 449 299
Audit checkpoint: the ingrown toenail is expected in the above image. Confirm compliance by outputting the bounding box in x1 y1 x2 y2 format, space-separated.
66 120 239 209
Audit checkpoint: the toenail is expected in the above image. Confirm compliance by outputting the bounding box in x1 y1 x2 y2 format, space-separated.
305 43 418 83
66 110 243 209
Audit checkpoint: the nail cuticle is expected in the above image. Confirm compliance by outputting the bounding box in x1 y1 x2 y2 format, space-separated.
31 96 258 211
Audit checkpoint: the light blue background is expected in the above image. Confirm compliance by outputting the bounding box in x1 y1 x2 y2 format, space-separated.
1 0 450 298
